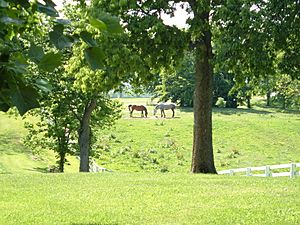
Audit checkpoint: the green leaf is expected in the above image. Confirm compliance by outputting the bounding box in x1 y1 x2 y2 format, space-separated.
38 52 62 72
84 47 105 70
35 79 53 93
49 25 73 49
97 12 123 34
11 83 40 116
80 31 97 47
28 44 44 64
89 16 107 30
0 16 23 25
36 2 58 17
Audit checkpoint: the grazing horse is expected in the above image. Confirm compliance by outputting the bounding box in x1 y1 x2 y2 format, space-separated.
154 103 176 118
128 105 148 117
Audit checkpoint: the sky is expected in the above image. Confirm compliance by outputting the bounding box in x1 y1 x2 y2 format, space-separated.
52 0 190 29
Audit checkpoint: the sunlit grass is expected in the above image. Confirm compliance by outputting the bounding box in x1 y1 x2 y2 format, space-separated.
0 173 299 225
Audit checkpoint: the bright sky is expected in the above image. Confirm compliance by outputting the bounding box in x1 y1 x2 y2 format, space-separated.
53 0 190 29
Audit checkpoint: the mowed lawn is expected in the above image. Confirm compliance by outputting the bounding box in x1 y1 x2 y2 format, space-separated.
0 173 300 225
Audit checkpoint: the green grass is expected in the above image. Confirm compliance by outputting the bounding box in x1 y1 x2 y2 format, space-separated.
0 173 299 225
0 112 79 174
1 98 300 174
93 98 300 172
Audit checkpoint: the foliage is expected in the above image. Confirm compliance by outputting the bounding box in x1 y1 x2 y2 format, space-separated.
273 74 300 109
0 0 61 115
152 52 237 108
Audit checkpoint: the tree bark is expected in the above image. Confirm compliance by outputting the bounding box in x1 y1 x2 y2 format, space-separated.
191 5 217 174
78 99 97 172
266 91 271 106
246 96 251 108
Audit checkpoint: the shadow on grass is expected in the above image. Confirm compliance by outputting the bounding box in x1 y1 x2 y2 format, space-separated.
213 107 273 115
25 167 48 173
180 106 273 115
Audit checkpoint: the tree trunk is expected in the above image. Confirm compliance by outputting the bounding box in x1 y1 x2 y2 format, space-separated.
282 95 286 109
246 96 251 108
191 6 217 174
78 99 97 172
266 91 271 106
58 151 65 172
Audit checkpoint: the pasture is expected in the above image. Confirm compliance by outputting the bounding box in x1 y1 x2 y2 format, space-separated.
0 98 300 224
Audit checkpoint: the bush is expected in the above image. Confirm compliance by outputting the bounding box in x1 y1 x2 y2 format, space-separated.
216 97 226 108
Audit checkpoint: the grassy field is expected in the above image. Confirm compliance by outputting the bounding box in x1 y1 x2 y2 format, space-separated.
1 173 300 225
0 97 300 174
92 98 300 173
0 98 300 224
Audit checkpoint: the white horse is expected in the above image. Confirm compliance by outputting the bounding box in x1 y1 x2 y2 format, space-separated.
154 103 176 118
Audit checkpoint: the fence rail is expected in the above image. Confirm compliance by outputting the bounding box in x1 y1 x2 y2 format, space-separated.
218 163 300 178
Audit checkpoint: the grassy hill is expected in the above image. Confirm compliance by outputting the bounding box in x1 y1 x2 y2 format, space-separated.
0 98 300 174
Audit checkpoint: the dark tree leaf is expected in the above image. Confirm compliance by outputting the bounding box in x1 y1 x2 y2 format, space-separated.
36 2 59 17
28 44 44 63
10 82 40 116
35 78 53 93
0 16 24 25
38 52 62 72
84 47 105 70
80 31 97 47
49 24 73 49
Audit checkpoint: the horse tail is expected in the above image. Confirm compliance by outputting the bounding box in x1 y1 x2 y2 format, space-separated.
128 105 132 111
144 107 148 117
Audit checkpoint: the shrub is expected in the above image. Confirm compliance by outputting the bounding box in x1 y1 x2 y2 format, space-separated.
216 97 226 108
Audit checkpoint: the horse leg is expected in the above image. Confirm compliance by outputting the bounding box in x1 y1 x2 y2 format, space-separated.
130 110 133 117
172 109 174 117
141 111 144 117
162 110 166 118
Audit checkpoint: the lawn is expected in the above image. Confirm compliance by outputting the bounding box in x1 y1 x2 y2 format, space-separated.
0 173 299 225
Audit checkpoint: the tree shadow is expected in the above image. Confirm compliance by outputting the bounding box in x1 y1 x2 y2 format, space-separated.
179 107 193 113
213 107 273 115
25 167 48 173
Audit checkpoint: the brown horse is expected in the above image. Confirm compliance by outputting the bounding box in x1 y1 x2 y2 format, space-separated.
128 105 148 117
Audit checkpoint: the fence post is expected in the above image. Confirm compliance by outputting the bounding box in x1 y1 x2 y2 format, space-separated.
246 168 252 176
290 163 296 178
265 166 271 177
229 170 234 176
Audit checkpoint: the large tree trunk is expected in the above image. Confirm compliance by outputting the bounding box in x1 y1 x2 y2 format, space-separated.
78 99 97 172
191 5 217 174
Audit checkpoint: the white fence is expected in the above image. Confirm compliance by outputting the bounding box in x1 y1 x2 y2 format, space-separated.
218 163 300 178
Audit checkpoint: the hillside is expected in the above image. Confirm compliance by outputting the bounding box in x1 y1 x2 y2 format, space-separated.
0 98 299 174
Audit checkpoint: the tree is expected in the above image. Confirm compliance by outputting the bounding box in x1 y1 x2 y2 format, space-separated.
22 0 126 172
274 74 300 109
93 0 217 173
